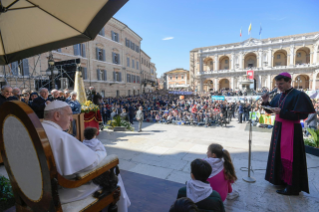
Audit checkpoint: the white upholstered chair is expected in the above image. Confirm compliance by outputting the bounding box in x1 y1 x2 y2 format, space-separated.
0 101 120 212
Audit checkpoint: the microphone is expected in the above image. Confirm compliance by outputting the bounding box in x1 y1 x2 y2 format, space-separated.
266 88 278 96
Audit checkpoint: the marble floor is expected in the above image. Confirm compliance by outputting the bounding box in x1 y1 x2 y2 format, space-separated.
1 120 319 211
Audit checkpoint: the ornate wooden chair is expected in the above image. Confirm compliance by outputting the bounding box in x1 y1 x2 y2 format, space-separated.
0 101 120 212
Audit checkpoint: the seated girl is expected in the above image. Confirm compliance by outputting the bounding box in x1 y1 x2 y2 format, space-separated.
204 143 239 201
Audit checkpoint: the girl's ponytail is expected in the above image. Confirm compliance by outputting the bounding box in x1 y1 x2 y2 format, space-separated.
222 149 237 182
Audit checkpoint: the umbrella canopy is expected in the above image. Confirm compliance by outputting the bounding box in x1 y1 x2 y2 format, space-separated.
0 0 128 65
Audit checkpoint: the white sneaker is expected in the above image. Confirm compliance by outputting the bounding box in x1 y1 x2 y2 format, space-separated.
226 190 239 200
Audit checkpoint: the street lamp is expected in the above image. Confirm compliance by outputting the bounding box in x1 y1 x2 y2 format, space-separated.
295 76 302 89
46 52 58 90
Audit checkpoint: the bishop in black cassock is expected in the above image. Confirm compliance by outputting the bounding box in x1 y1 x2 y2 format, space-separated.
261 72 315 196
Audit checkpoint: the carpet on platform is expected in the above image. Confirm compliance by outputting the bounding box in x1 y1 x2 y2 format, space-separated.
120 169 184 212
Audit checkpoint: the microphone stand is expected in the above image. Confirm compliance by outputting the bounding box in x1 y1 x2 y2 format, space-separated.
242 96 259 183
242 89 277 183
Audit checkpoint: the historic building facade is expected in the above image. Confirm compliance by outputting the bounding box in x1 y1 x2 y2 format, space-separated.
0 18 157 97
165 68 190 90
190 32 319 92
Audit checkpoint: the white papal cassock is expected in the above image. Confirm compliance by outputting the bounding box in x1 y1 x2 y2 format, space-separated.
42 120 105 204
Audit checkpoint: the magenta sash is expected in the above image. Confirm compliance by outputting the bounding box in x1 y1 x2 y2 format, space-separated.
275 115 300 185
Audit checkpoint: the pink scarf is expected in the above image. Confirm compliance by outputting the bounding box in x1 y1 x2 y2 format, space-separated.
275 114 299 185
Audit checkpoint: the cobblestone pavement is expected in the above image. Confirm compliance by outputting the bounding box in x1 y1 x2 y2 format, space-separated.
0 120 318 211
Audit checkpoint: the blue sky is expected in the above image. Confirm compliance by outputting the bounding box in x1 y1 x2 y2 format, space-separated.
114 0 319 77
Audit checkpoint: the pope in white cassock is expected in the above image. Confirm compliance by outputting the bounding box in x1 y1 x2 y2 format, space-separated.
42 100 130 211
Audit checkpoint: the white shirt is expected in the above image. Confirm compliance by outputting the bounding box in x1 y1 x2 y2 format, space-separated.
42 120 103 204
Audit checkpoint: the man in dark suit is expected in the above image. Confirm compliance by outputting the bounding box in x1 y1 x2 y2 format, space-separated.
32 88 51 119
0 85 12 107
238 102 243 123
128 103 135 124
7 87 21 101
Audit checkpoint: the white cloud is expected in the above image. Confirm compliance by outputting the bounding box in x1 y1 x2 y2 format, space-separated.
162 37 174 41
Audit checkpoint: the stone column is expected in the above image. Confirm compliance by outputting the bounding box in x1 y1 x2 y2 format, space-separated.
313 44 318 65
239 53 243 69
231 54 234 70
166 74 169 89
289 45 294 66
199 56 203 73
258 75 262 89
268 49 272 68
312 72 316 90
267 75 271 89
214 78 218 91
214 55 218 71
199 77 203 92
231 77 234 89
258 51 262 68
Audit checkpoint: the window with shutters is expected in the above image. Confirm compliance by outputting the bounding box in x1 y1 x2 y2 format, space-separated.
74 44 86 57
82 67 88 79
96 48 104 61
132 59 135 69
125 38 129 47
22 59 29 76
97 69 101 80
297 52 301 58
99 27 105 36
100 70 104 81
56 49 62 52
116 90 119 97
136 46 140 53
127 57 130 67
277 54 281 59
10 61 19 76
137 76 140 83
103 70 107 81
136 61 139 70
113 53 120 64
127 74 131 82
128 90 131 96
111 31 119 42
101 90 105 98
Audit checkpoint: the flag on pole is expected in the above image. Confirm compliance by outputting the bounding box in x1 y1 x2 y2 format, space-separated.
248 23 252 35
259 24 262 35
240 28 242 37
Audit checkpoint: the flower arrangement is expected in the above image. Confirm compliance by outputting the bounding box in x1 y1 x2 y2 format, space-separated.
81 100 100 113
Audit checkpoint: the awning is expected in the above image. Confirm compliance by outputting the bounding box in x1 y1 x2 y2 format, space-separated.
0 0 128 64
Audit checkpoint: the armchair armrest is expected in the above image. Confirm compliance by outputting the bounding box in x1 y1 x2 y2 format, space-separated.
57 154 119 188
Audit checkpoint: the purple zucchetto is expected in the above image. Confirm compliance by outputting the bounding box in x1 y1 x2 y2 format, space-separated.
278 72 291 79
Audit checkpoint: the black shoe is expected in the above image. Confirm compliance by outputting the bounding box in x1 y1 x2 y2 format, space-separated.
276 187 299 196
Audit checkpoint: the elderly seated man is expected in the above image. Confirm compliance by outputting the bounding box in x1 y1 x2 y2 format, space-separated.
42 101 130 210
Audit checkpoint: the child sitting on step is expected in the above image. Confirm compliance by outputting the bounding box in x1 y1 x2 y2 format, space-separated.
175 159 225 212
83 127 107 161
204 143 239 201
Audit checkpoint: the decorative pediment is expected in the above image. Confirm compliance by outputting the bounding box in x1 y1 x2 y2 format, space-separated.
242 38 262 47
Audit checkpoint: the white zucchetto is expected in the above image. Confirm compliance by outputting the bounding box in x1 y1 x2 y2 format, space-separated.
44 100 70 111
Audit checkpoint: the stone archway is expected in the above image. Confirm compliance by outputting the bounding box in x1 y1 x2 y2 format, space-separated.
295 47 310 65
293 74 310 89
203 57 214 71
273 50 287 67
244 52 257 69
219 78 229 90
203 79 214 92
219 56 230 70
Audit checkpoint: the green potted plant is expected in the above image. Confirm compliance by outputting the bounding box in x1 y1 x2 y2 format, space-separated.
107 115 134 131
0 176 15 211
305 128 319 156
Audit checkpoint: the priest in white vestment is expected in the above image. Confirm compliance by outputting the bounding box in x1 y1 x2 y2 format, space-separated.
42 101 130 211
